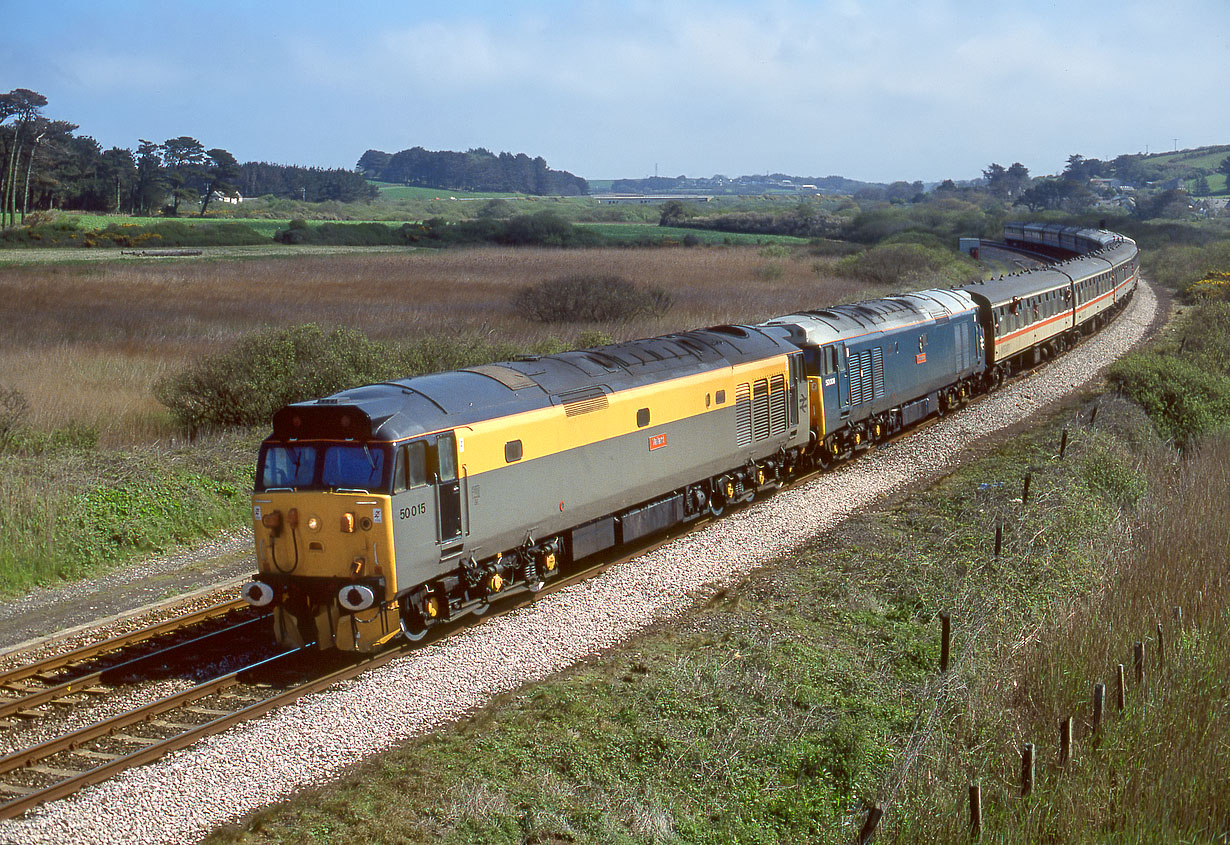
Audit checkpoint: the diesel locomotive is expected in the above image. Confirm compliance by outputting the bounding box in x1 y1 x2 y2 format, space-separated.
242 222 1138 651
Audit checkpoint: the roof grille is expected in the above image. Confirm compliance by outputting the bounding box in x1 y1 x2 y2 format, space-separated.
464 364 539 391
556 386 610 416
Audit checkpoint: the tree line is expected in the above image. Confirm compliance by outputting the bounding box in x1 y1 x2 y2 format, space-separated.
0 88 374 225
357 146 588 196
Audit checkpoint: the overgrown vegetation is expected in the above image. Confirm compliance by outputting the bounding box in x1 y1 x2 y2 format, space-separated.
0 216 268 248
0 433 255 596
835 241 980 287
1107 300 1230 446
514 275 672 323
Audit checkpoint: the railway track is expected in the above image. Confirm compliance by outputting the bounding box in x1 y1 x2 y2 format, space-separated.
0 598 259 718
0 540 667 820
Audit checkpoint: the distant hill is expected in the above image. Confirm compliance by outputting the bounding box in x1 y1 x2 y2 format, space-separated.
357 147 588 196
605 172 874 196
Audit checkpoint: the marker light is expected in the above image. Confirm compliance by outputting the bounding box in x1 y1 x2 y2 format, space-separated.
340 513 356 533
307 515 321 531
339 584 375 612
241 581 275 608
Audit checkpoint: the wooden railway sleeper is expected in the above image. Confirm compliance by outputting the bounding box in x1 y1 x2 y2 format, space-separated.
67 749 121 761
27 765 83 780
0 782 38 795
110 733 160 746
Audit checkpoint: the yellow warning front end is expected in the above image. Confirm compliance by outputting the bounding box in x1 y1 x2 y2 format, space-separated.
246 491 401 652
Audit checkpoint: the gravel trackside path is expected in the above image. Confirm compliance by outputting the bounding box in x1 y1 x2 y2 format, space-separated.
0 282 1160 845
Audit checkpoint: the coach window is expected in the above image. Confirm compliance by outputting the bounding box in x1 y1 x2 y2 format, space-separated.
505 440 523 463
637 408 651 428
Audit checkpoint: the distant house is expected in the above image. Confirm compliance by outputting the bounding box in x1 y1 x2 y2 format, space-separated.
593 194 713 205
206 190 244 205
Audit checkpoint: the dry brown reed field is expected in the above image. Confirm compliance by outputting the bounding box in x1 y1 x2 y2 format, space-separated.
0 246 871 446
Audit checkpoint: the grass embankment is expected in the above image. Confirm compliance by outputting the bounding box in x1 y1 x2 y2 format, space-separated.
204 388 1220 844
0 432 257 597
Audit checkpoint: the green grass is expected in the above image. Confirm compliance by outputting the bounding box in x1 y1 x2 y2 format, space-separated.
1187 173 1229 195
370 182 528 201
68 214 418 238
0 431 258 595
1147 146 1230 170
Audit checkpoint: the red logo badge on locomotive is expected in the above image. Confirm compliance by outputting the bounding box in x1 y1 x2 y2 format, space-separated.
915 352 927 364
648 433 668 451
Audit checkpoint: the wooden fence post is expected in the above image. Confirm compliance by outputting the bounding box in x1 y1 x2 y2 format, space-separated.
1059 429 1069 459
1059 716 1072 766
969 783 982 837
857 805 883 845
1117 664 1126 711
1089 404 1099 426
994 521 1003 558
939 612 951 673
1022 472 1032 505
1093 682 1105 745
1134 641 1145 686
1157 623 1165 671
1021 743 1035 797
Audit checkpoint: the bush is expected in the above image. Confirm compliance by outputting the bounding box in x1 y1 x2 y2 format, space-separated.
154 325 600 435
273 219 414 246
514 275 673 323
835 242 977 287
155 324 406 435
1106 349 1230 446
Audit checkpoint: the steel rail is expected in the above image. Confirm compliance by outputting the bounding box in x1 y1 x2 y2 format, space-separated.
0 615 271 720
0 598 250 689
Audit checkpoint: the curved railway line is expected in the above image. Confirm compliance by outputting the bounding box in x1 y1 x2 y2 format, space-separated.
0 313 1119 821
0 230 1149 828
0 275 1161 842
0 530 695 819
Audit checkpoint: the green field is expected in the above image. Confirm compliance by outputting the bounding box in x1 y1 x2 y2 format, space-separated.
67 214 418 237
1148 146 1230 170
370 182 529 201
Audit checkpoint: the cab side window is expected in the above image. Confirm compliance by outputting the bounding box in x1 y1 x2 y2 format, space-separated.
821 346 838 375
434 433 458 483
394 441 428 492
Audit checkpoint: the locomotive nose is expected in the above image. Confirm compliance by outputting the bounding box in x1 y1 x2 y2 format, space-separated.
242 581 275 608
338 584 376 612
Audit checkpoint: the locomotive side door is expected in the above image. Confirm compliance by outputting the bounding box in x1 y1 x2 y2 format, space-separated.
391 439 441 586
432 432 463 544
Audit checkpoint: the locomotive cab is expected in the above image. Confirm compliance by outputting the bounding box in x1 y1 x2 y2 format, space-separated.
248 438 402 651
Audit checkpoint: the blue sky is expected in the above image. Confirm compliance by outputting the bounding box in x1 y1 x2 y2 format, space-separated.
5 0 1229 183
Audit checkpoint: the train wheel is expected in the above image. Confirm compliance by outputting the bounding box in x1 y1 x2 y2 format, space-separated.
708 479 727 516
399 614 430 642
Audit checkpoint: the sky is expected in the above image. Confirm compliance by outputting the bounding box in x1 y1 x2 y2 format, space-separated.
5 0 1230 184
